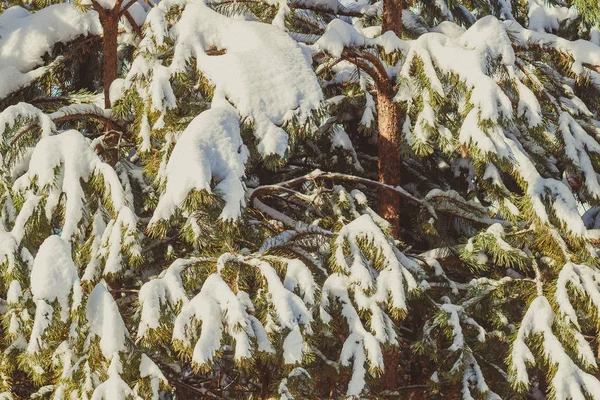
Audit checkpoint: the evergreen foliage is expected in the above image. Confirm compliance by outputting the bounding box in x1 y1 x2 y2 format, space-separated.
0 0 599 398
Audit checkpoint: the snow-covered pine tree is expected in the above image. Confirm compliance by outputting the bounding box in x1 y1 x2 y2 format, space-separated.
0 0 600 398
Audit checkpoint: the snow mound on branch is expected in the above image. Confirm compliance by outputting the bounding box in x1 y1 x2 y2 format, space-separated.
149 102 249 224
404 18 514 122
28 235 82 354
526 0 572 33
139 354 168 400
334 214 418 311
140 0 322 157
459 16 515 66
30 236 81 316
0 4 101 99
320 214 421 396
314 19 366 57
86 282 129 359
0 228 18 274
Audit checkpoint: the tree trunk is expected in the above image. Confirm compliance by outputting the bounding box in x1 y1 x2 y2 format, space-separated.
102 14 119 110
376 92 402 237
382 0 403 38
376 0 403 237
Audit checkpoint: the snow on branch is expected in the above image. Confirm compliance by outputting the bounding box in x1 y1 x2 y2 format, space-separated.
505 19 600 76
90 354 141 400
86 281 129 360
322 214 421 395
0 5 101 100
333 214 418 313
172 271 276 368
510 296 600 397
127 0 322 158
0 103 54 145
148 102 248 229
556 262 600 330
313 14 598 237
12 130 141 274
137 257 210 340
27 236 82 354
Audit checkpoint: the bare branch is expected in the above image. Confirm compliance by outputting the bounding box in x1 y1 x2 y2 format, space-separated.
123 11 144 38
584 63 600 74
252 169 437 217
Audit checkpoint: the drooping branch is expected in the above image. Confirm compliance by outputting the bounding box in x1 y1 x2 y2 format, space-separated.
341 48 394 95
119 0 138 16
124 11 144 38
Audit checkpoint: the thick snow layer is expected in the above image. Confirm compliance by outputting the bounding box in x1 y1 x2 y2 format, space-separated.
0 5 101 99
99 207 140 275
592 27 600 47
459 110 586 235
86 282 129 359
247 258 313 331
513 74 543 127
556 263 600 331
317 214 423 396
282 325 304 364
558 112 600 198
406 17 514 122
150 102 249 224
6 280 22 304
313 19 409 57
30 236 81 319
313 16 598 237
138 0 322 157
28 236 81 354
0 228 18 274
321 273 384 396
314 19 366 57
284 259 317 306
27 300 54 355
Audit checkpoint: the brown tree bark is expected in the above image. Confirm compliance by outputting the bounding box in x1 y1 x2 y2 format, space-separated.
376 90 402 237
347 0 402 237
101 14 119 110
376 0 403 236
90 0 127 110
382 0 403 38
